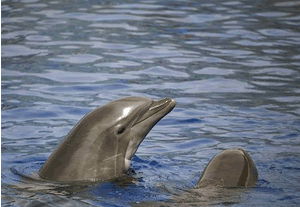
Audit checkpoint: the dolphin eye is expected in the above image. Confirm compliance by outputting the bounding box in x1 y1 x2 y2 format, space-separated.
117 126 126 134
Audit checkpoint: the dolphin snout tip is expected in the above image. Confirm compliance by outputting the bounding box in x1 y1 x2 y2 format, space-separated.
164 98 177 107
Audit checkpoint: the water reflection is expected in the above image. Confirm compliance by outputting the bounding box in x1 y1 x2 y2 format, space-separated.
1 45 48 57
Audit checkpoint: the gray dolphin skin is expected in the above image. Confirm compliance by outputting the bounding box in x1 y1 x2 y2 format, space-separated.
39 97 176 182
196 148 258 188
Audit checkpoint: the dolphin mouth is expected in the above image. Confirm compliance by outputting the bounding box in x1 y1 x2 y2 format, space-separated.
133 98 176 127
124 98 176 168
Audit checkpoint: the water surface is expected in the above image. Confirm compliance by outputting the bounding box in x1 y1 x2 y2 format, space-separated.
2 0 300 206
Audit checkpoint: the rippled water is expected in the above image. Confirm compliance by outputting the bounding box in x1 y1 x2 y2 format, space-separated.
2 0 300 206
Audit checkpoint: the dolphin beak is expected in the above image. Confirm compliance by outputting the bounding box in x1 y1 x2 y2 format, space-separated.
133 98 176 126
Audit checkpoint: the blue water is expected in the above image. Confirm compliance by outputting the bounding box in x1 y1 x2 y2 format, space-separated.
2 0 300 206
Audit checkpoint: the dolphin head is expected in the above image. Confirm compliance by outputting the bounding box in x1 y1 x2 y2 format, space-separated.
97 97 176 172
195 148 258 188
39 97 176 182
115 97 176 170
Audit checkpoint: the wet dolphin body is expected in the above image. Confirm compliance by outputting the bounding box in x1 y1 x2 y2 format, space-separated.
39 97 176 182
196 148 258 188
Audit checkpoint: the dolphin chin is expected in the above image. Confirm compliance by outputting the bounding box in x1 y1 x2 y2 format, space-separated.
39 97 176 182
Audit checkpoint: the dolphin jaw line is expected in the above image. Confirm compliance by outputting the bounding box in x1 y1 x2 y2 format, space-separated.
132 98 174 127
124 158 131 171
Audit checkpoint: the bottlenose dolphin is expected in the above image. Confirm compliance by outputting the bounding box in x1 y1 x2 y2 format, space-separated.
151 149 259 206
196 148 258 188
39 97 176 182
